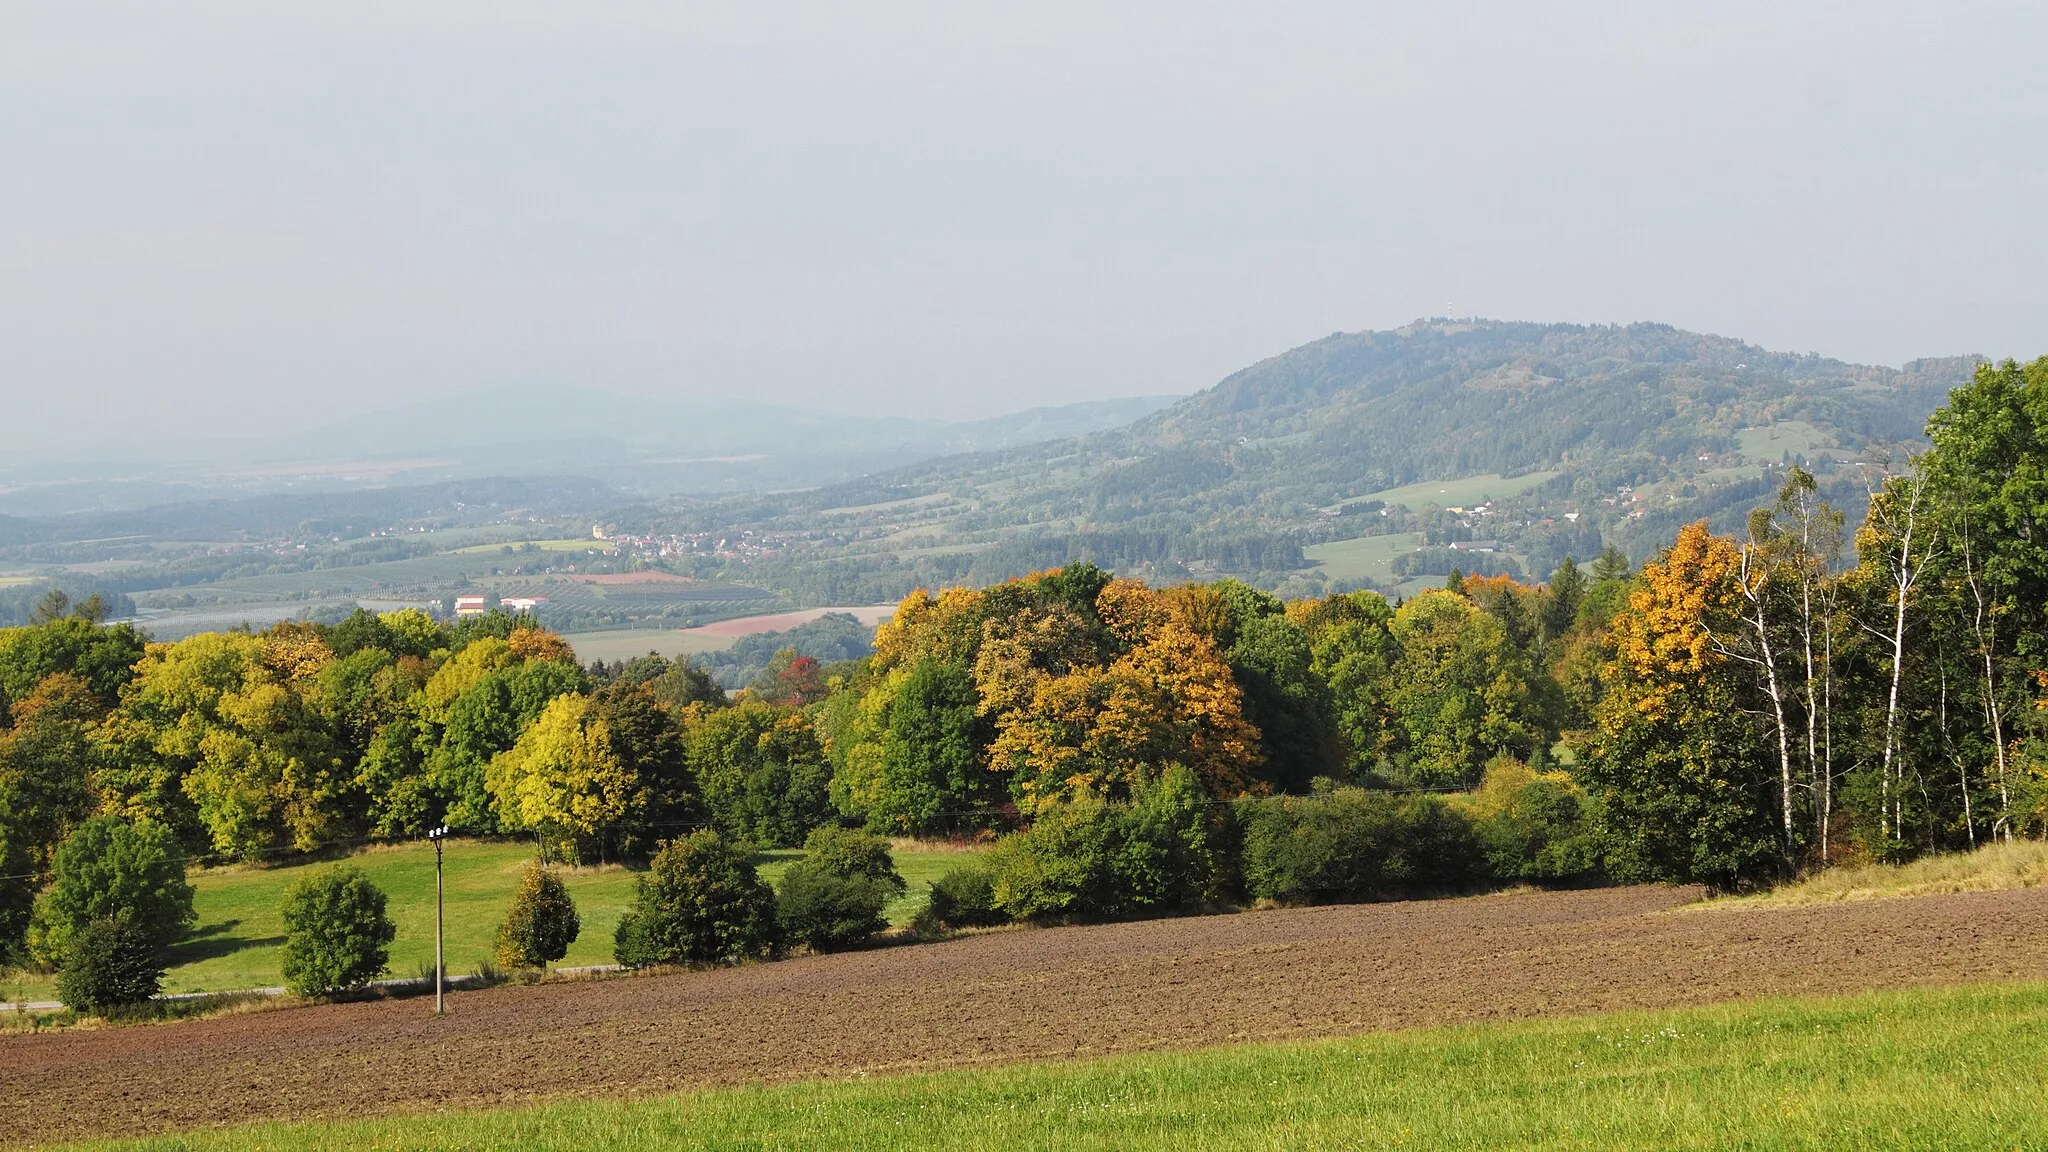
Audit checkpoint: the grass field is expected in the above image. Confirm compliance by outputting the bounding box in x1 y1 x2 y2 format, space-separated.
1737 420 1837 463
1302 531 1419 582
451 539 614 555
3 839 985 1005
1352 471 1559 510
59 981 2048 1150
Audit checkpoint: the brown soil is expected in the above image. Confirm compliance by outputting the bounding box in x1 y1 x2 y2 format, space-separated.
10 884 2048 1144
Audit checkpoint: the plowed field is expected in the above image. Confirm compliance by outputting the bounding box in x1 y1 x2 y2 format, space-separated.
11 884 2048 1145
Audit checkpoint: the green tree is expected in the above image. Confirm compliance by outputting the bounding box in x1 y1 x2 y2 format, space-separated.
279 866 397 996
775 826 906 951
1385 591 1540 787
868 659 984 834
985 766 1220 921
1209 580 1341 792
1541 557 1587 642
1289 591 1399 780
613 830 779 967
26 816 195 967
494 861 580 969
684 701 833 847
55 916 165 1014
0 674 101 955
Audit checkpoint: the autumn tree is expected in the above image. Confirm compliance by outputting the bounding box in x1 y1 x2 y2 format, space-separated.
986 581 1261 812
485 694 635 863
1583 521 1781 888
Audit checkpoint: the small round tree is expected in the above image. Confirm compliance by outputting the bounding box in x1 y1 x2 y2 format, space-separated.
55 916 165 1015
613 830 778 968
495 860 580 970
776 826 906 952
26 816 195 967
280 867 397 997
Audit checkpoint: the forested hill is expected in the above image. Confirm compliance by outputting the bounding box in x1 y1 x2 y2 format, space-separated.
637 320 1981 602
1133 320 1969 496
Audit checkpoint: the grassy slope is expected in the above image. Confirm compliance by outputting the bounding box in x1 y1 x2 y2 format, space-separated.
1708 840 2048 910
1357 471 1559 509
1301 531 1417 583
65 982 2048 1151
4 840 983 1005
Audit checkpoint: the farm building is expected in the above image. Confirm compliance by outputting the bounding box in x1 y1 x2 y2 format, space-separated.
499 596 548 613
453 595 491 616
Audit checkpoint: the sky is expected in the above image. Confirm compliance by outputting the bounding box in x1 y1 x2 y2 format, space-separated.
2 1 2043 450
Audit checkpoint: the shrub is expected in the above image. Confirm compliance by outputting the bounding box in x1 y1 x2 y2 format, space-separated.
986 766 1221 922
495 861 581 969
280 867 398 997
25 816 195 967
1462 758 1602 883
1237 788 1484 904
776 826 907 951
55 916 164 1014
913 863 1007 934
613 830 779 968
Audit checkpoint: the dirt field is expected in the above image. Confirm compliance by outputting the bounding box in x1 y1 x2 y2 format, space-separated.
10 884 2048 1144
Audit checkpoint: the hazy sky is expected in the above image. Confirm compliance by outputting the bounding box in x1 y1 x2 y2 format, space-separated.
3 2 2043 449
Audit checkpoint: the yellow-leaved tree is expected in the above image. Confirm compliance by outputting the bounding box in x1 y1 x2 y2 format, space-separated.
485 694 634 862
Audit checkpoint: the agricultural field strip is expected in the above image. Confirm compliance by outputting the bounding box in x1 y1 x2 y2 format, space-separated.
51 982 2048 1152
9 884 2047 1143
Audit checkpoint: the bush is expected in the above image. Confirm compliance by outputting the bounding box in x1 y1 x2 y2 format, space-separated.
776 826 907 951
986 766 1221 922
25 816 195 967
913 863 1007 934
1462 759 1602 883
495 861 581 969
1237 788 1484 904
55 916 164 1014
613 830 779 968
280 867 398 997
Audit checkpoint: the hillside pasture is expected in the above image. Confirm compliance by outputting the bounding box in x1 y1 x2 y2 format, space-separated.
1736 420 1838 463
55 982 2048 1151
10 883 2048 1144
1350 471 1559 510
1302 532 1418 583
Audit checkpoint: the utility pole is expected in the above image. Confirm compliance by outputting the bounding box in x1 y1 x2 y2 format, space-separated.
427 826 449 1015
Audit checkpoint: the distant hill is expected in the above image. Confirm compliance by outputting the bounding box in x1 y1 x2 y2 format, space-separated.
634 320 1981 599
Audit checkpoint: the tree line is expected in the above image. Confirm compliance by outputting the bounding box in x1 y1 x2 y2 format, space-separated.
4 357 2047 976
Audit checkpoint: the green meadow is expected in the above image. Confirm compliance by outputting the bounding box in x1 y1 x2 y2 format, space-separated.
1355 471 1559 510
5 839 984 1006
1302 531 1419 583
67 981 2048 1151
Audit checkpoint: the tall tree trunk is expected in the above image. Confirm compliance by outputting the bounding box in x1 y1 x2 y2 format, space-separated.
1958 528 2012 840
